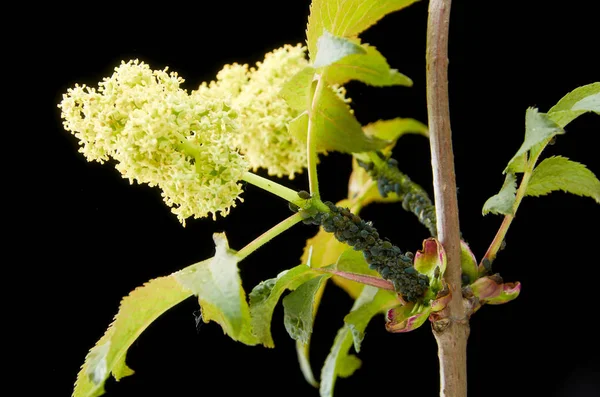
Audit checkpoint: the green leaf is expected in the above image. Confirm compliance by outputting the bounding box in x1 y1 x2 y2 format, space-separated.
283 275 330 344
344 289 398 353
280 67 315 111
526 156 600 203
363 117 429 141
548 82 600 127
306 0 421 60
73 273 194 397
288 86 389 153
175 233 257 344
320 286 382 397
460 240 479 284
324 44 412 87
296 278 328 388
313 30 367 68
249 265 320 347
482 173 517 216
505 108 564 172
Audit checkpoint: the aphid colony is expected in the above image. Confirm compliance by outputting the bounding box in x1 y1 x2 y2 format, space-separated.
290 196 429 302
358 156 438 237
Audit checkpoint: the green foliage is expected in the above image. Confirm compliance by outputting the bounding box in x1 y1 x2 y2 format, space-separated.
289 85 389 153
363 117 429 142
319 286 382 397
460 241 479 284
313 30 367 68
547 82 600 127
283 275 331 344
526 156 600 203
505 108 564 173
175 233 257 344
345 289 398 352
482 173 517 216
324 44 412 87
73 273 194 397
249 265 321 347
280 67 316 111
306 0 421 60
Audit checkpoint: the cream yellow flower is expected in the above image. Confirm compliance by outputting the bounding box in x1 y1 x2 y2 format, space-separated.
59 60 248 223
204 44 309 179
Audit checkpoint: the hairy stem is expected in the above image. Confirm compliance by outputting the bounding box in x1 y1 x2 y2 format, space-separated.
426 1 468 396
242 172 303 205
236 212 304 260
307 76 325 199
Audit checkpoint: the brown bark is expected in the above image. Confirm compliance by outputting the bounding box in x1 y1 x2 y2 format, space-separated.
425 0 470 396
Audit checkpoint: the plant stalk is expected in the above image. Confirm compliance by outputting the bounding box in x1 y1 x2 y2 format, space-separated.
307 76 325 199
426 1 469 396
236 212 304 260
242 172 302 205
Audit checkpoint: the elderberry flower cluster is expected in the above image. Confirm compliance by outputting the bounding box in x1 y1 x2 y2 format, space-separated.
358 156 437 236
293 197 429 302
201 44 309 179
58 60 248 223
204 44 350 179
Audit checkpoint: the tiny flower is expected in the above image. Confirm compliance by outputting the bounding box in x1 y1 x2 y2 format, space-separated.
58 60 249 224
207 44 350 179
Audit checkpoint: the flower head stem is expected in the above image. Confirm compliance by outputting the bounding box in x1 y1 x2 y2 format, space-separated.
242 172 304 205
307 75 326 199
236 212 304 261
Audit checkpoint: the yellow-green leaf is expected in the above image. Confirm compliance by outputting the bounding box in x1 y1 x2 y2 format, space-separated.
482 173 517 216
325 44 412 87
505 108 564 173
249 265 321 347
526 156 600 203
73 273 194 397
319 286 383 397
280 67 316 112
295 277 327 388
548 82 600 128
283 275 331 344
175 233 258 344
306 0 422 60
313 30 367 68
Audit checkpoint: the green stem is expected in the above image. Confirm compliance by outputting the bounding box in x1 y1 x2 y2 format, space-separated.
236 212 304 260
481 140 549 268
242 172 302 205
307 75 326 199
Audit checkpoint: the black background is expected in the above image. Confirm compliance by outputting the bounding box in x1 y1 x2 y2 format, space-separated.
26 1 599 396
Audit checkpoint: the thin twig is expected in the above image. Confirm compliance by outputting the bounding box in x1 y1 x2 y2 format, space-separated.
426 0 469 396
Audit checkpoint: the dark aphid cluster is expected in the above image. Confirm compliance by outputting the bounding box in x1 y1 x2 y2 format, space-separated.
357 156 437 237
293 198 429 302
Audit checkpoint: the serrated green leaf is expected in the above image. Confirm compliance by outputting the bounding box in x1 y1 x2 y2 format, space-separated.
482 173 517 216
344 289 398 353
313 29 367 68
73 272 195 397
320 286 382 397
526 156 600 203
505 108 564 172
289 85 389 153
280 67 316 111
283 275 330 344
307 0 421 60
324 44 412 86
175 233 257 344
296 278 328 388
363 117 429 141
548 82 600 127
249 265 320 347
